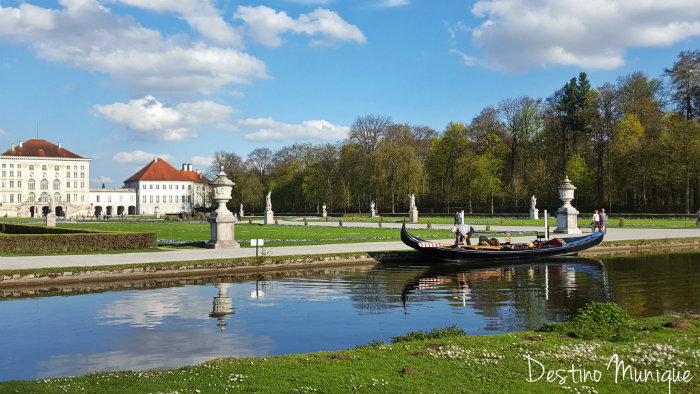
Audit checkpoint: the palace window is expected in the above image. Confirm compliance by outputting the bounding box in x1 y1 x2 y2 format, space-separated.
28 179 35 190
156 196 160 203
9 180 14 188
9 194 14 203
54 193 60 203
143 195 146 203
17 170 21 177
67 194 71 202
169 195 172 203
29 165 34 171
66 182 70 188
28 193 35 203
53 179 60 189
66 172 70 178
39 192 49 203
40 180 48 190
17 180 21 188
156 184 159 189
9 171 13 177
42 165 47 171
149 196 153 203
96 196 100 202
54 165 59 171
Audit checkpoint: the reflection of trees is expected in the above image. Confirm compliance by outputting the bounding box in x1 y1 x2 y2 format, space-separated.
349 266 430 314
605 252 700 317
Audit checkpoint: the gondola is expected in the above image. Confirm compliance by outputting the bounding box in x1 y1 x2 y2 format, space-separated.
401 222 603 262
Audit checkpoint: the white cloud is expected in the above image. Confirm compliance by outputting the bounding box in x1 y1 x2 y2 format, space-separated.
113 150 176 164
91 175 113 184
93 96 233 141
191 155 214 167
0 0 268 94
0 128 8 136
111 0 242 46
235 117 350 141
461 0 700 73
375 0 409 7
234 6 366 47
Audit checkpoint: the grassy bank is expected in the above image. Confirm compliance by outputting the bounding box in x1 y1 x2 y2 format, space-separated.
1 307 698 394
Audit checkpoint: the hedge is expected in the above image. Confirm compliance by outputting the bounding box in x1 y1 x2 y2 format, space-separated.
0 224 157 253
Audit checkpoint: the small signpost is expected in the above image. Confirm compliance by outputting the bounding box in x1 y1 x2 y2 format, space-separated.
250 238 264 257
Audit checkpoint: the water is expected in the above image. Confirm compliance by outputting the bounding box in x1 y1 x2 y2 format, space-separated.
0 252 698 381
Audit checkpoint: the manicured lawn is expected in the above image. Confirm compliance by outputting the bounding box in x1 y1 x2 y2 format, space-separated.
0 315 697 394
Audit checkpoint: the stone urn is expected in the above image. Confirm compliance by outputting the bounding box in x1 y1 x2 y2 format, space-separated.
554 176 581 234
207 167 240 248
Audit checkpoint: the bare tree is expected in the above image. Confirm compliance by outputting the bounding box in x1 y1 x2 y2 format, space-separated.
348 114 392 154
247 148 274 178
208 151 245 179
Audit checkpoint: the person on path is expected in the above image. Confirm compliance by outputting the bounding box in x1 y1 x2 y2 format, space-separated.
599 208 608 234
592 210 600 232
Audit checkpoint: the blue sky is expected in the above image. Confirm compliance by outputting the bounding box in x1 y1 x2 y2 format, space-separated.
0 0 698 187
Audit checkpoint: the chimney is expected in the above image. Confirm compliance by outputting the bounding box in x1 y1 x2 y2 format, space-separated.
11 144 15 152
182 163 186 171
196 170 200 174
19 141 23 148
154 157 158 163
58 142 62 149
188 164 192 171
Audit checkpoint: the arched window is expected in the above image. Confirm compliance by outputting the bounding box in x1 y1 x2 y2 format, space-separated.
28 193 35 203
53 193 61 202
39 192 49 203
53 179 60 189
28 179 35 190
40 180 48 190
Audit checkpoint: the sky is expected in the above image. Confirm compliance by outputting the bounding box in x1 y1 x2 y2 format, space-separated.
0 0 698 187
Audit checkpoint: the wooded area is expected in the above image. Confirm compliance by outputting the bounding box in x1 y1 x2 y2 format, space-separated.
211 50 700 215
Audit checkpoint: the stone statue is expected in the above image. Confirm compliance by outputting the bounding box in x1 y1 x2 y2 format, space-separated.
48 196 55 214
409 194 416 210
530 195 537 210
239 203 244 218
370 201 375 210
265 191 272 211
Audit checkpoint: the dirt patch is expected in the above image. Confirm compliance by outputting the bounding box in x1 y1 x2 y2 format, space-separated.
401 367 417 375
327 354 349 360
424 344 443 349
521 336 543 342
665 320 693 329
408 352 425 357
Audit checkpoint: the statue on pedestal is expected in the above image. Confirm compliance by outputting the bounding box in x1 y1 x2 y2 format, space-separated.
265 192 272 212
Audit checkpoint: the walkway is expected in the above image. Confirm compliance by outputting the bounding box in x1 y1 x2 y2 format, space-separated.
0 221 697 270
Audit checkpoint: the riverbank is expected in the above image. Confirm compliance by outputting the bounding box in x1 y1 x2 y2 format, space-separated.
1 312 698 394
0 237 698 288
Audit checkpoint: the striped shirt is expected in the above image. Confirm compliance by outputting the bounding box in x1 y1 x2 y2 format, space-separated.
456 224 473 236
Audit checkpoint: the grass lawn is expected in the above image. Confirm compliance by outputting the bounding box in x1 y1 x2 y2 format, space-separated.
0 313 697 394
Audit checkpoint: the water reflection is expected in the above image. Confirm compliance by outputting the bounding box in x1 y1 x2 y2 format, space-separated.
0 253 697 381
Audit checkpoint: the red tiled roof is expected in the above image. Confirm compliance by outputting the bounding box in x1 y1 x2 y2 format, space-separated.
1 139 84 158
124 158 193 182
180 169 211 184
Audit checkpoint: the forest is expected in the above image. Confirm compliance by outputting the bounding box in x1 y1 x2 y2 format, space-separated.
211 50 700 215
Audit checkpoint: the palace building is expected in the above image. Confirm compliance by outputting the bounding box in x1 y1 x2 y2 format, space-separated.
0 139 92 218
1 139 212 218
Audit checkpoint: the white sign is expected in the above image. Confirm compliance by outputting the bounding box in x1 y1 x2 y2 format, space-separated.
250 239 264 246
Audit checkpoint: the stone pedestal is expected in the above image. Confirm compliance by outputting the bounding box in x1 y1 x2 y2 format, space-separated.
554 177 581 234
409 209 419 223
209 283 234 333
207 212 240 249
45 213 56 227
530 209 539 220
264 210 274 225
322 204 327 218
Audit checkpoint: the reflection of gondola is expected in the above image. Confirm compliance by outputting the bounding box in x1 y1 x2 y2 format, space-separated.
401 222 603 262
400 258 609 309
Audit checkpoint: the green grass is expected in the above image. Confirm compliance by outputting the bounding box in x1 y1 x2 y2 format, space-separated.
0 315 697 393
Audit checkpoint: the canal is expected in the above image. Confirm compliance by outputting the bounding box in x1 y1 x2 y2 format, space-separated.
0 252 698 381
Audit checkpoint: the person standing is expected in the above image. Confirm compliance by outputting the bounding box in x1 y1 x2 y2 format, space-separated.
591 210 600 232
454 211 463 226
599 208 608 233
451 223 474 246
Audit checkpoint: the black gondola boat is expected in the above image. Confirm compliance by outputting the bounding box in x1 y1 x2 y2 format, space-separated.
401 222 603 262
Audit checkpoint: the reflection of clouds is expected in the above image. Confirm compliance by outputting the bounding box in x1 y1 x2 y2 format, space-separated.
97 287 211 328
36 327 272 379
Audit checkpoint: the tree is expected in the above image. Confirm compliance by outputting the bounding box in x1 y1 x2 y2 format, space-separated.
658 115 700 213
369 142 423 213
425 123 471 211
209 151 245 179
348 114 392 154
611 114 645 208
556 72 593 164
499 96 543 179
664 50 700 120
470 132 508 214
247 148 274 180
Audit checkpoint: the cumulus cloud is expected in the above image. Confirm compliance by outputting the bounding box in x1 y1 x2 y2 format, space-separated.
234 6 366 47
113 150 176 164
90 175 113 184
460 0 700 73
93 96 233 141
234 117 350 141
111 0 242 46
191 155 214 167
0 0 268 94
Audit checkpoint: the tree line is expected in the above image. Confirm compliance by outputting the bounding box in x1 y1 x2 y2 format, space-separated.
211 50 700 215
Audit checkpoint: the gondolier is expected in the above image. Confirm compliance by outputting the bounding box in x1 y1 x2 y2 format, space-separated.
451 224 474 246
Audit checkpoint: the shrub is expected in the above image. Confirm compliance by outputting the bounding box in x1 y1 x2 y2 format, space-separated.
339 219 343 227
572 302 630 325
427 220 432 229
538 302 635 341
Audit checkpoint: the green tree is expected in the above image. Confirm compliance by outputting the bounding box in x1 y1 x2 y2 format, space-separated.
369 142 424 213
664 50 700 120
425 123 471 211
470 133 508 214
